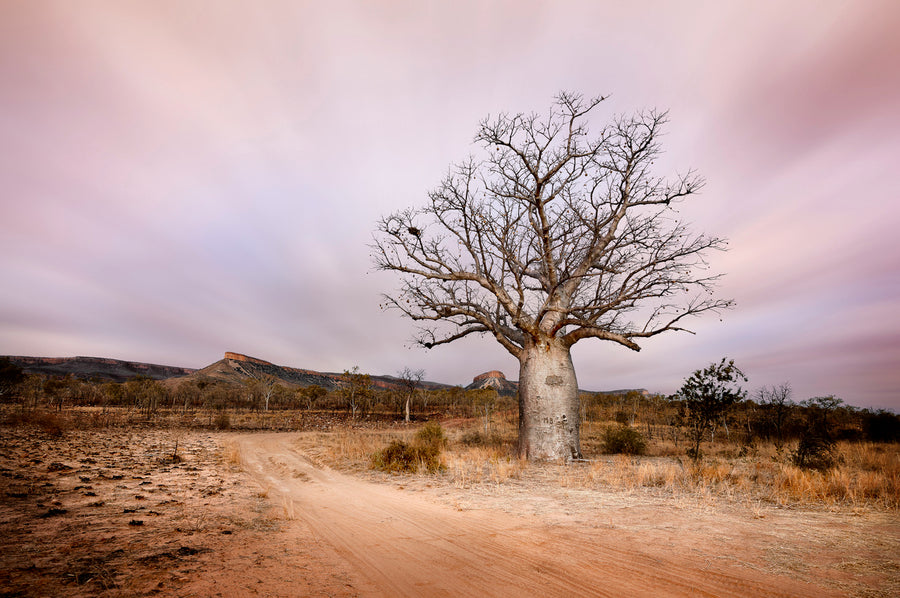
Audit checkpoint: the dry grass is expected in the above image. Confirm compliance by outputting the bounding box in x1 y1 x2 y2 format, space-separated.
445 446 528 487
572 441 900 510
293 428 411 472
765 442 900 509
222 440 243 469
295 414 900 511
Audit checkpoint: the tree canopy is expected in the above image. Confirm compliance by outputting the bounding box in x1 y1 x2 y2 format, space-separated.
373 92 731 360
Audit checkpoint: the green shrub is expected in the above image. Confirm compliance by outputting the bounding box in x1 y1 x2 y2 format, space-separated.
460 431 485 446
414 443 442 473
371 422 445 473
371 440 421 473
416 421 446 451
792 432 836 471
603 425 647 455
214 412 231 430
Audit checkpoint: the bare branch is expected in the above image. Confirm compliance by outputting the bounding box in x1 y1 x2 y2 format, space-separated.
373 92 732 358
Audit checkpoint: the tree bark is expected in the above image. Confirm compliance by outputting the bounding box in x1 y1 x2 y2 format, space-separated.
517 340 582 461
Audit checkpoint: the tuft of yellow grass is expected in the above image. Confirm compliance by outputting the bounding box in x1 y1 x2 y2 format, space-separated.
222 441 243 469
585 456 687 493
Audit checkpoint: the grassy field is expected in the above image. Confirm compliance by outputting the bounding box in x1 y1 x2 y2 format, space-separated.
286 411 900 512
5 405 898 511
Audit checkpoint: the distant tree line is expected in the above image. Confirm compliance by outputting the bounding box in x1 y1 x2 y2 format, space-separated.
579 359 900 457
1 357 897 446
0 358 510 422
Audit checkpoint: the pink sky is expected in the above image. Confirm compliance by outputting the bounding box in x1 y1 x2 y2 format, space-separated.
1 1 898 409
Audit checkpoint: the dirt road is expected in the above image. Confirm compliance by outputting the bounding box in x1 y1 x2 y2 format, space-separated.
237 433 837 597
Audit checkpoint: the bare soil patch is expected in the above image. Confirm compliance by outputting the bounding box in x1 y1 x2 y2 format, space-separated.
0 426 361 597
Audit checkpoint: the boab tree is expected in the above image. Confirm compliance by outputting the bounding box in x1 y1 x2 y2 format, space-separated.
373 92 731 460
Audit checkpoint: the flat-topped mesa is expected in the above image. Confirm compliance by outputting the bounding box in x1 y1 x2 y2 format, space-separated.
472 370 506 383
224 352 274 367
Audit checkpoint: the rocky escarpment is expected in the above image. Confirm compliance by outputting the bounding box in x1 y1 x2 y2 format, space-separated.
188 353 454 392
472 370 506 383
5 356 196 383
465 370 519 397
190 353 342 389
223 352 276 366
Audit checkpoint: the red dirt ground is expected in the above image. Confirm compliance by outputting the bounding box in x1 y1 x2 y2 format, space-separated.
1 428 897 596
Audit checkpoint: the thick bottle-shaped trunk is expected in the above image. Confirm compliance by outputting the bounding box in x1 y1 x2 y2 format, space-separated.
517 341 582 461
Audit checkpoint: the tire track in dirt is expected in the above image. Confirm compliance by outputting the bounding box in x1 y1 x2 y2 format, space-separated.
238 433 837 597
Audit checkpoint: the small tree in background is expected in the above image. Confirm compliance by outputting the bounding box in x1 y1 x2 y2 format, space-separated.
43 376 74 412
174 380 200 413
300 384 327 411
123 376 167 419
100 381 125 409
756 382 793 455
244 374 279 411
259 375 279 411
469 388 500 437
397 367 424 422
341 367 373 419
676 358 747 460
793 395 844 470
802 395 844 439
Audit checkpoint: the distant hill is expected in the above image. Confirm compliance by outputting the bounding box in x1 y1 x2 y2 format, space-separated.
181 352 345 389
5 355 195 383
4 352 648 396
465 370 519 397
5 351 451 391
167 352 455 393
464 369 649 398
